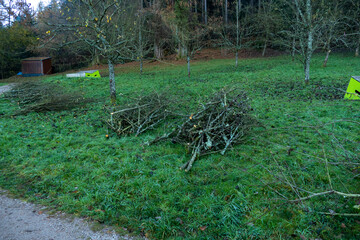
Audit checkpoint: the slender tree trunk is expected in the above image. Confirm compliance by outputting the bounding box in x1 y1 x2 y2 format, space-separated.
187 55 191 78
140 57 143 75
304 0 313 85
304 57 310 85
323 50 331 67
235 50 238 68
154 41 163 59
235 0 242 67
292 37 296 61
108 59 116 105
225 0 228 25
139 0 143 74
258 0 261 14
204 0 207 24
356 38 360 57
262 35 267 57
201 0 204 22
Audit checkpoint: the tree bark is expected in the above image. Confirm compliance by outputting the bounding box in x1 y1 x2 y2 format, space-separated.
292 37 296 61
235 50 238 68
154 41 163 59
187 55 191 78
139 0 143 74
108 59 116 105
304 0 312 85
323 50 331 67
204 0 207 24
262 39 267 57
235 0 242 67
225 0 228 25
304 57 310 85
258 0 261 14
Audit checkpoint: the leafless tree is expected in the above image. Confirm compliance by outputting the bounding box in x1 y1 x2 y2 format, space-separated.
46 0 136 105
281 0 325 84
219 0 254 67
319 1 347 67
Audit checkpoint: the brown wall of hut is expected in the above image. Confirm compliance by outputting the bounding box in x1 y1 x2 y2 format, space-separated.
22 57 52 75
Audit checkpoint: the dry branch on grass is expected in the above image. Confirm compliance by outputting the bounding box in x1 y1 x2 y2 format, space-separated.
4 81 93 115
104 92 170 137
260 117 360 217
149 88 256 171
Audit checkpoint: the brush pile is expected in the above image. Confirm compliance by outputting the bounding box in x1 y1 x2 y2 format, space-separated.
4 81 93 115
104 92 170 136
150 88 255 171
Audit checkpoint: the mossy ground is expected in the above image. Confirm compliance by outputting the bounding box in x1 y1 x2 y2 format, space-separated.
0 53 359 239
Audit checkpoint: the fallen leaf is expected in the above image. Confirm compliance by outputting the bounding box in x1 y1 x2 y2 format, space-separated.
224 195 231 201
341 223 346 229
199 226 207 231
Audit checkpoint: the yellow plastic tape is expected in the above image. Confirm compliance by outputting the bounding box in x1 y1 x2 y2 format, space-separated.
344 77 360 100
85 70 101 78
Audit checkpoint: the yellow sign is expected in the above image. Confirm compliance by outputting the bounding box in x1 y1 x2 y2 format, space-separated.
85 70 101 78
344 76 360 100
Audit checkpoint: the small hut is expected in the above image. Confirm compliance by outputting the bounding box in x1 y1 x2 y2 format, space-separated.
22 57 52 77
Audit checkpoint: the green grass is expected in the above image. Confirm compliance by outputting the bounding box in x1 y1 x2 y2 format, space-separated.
0 53 359 239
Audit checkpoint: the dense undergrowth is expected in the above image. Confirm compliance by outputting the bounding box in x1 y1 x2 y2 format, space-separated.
0 53 359 239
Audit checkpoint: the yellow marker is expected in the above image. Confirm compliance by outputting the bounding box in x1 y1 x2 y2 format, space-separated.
85 70 101 78
344 76 360 100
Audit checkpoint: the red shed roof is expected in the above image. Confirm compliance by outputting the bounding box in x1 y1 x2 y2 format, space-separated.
22 57 51 61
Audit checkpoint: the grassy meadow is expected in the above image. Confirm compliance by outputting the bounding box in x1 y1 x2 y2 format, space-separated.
0 53 359 239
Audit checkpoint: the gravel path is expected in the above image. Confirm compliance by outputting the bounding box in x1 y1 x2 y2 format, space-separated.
0 191 139 240
0 85 142 239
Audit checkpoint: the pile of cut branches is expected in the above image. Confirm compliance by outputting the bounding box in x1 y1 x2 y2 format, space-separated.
4 81 93 115
104 92 170 136
150 88 256 171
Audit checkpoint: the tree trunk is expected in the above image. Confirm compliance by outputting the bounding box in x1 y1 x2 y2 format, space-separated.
304 57 310 85
304 0 312 85
154 41 163 59
262 40 267 57
235 50 238 68
178 43 186 59
139 0 143 74
323 50 331 67
225 0 228 25
204 0 207 24
108 59 116 105
292 37 296 61
235 0 242 67
187 55 191 78
258 0 261 14
140 58 143 74
356 38 359 57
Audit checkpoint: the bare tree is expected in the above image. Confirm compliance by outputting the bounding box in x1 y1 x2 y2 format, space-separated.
319 1 347 67
162 1 206 78
281 0 324 84
219 0 254 67
46 0 136 105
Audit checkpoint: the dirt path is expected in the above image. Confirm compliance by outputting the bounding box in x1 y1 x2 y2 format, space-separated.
0 191 140 240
